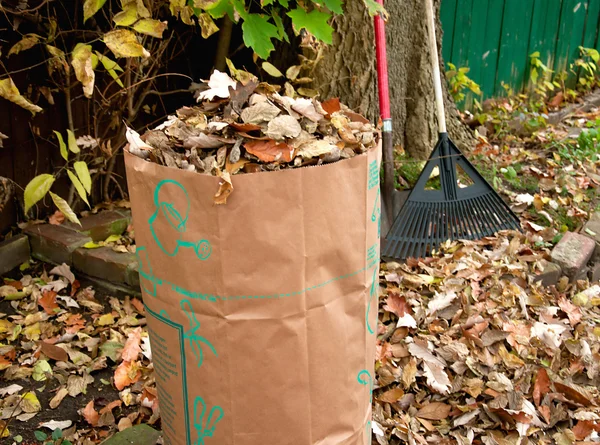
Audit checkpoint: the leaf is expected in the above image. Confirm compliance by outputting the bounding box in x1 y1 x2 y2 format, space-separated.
65 130 80 155
8 34 41 57
321 97 341 115
383 293 409 317
40 341 69 362
296 139 335 159
104 30 150 58
363 0 385 16
100 341 124 362
32 359 53 381
82 400 99 426
83 0 107 22
34 431 48 441
198 70 237 101
96 52 125 88
72 161 92 194
262 62 283 77
24 174 55 212
553 382 592 406
318 0 343 14
241 13 279 59
0 384 23 396
53 131 68 161
0 78 43 114
67 171 90 207
245 140 294 163
121 328 142 361
49 388 68 409
71 44 95 98
39 290 59 314
49 192 81 226
265 115 302 140
198 13 220 39
113 3 138 26
558 296 582 326
416 402 452 420
133 19 168 38
378 387 404 403
22 392 41 413
114 360 141 390
423 361 451 394
214 170 233 205
287 7 333 44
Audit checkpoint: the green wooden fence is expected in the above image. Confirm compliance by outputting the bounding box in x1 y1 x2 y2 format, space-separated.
440 0 600 105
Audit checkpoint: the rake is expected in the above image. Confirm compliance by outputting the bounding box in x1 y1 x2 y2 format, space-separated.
381 0 521 260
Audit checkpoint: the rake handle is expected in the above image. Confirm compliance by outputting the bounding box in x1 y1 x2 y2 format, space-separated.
425 0 447 133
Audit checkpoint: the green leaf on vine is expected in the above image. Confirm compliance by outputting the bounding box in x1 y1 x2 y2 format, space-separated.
53 131 68 161
67 170 90 207
95 52 124 88
363 0 386 17
113 3 138 26
277 0 289 7
317 0 343 14
83 0 108 23
287 7 333 44
271 11 289 42
204 0 235 20
241 13 279 59
50 192 81 226
24 174 55 213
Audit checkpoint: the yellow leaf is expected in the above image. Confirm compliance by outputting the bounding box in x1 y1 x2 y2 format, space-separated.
0 78 43 114
22 391 42 413
104 30 150 58
67 171 90 207
67 129 80 154
133 18 168 38
286 65 301 81
24 174 55 213
95 52 124 88
50 192 80 226
8 34 41 57
71 44 95 98
113 2 138 26
262 61 283 77
74 161 92 193
197 13 219 39
0 421 9 438
54 131 68 161
104 234 121 243
0 319 15 335
83 0 107 22
83 241 102 249
96 313 115 326
46 45 70 74
23 322 41 341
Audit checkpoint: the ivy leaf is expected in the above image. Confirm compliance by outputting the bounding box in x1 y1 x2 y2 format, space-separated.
197 13 220 38
0 78 43 114
204 0 235 20
50 192 80 226
71 44 95 98
104 29 150 58
24 174 55 213
316 0 343 14
363 0 386 17
271 11 289 42
74 161 92 194
53 131 68 161
287 7 333 44
8 34 41 57
241 14 279 59
67 171 90 208
113 3 138 26
83 0 108 22
277 0 289 7
133 19 168 38
67 129 80 154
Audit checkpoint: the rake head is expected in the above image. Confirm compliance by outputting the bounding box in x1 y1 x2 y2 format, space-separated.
382 133 521 260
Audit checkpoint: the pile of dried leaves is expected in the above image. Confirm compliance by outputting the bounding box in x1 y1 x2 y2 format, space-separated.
373 231 600 445
0 264 156 443
127 70 378 204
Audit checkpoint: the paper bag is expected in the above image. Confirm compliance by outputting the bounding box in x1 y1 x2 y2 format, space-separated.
124 144 381 445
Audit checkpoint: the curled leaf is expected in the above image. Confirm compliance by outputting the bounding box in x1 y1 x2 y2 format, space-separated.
8 34 41 57
104 29 150 58
133 19 168 38
0 78 43 114
50 192 81 226
71 44 95 98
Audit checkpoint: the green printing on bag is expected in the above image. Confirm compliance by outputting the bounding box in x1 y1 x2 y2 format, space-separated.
149 179 212 260
193 397 224 445
181 299 217 367
357 369 373 444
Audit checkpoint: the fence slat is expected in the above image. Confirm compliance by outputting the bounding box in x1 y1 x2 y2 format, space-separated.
451 0 474 69
440 0 458 65
480 0 506 99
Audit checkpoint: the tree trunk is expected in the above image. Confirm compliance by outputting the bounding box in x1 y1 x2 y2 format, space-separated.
310 0 475 160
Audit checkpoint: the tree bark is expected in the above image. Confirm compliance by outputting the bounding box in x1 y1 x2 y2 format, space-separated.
310 0 475 160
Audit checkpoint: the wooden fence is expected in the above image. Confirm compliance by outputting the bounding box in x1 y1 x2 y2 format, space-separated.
441 0 600 106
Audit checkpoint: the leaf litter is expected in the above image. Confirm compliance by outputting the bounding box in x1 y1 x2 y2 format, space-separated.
127 69 378 205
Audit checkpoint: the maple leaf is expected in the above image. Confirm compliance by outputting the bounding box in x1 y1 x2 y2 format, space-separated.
82 400 99 426
241 13 279 59
114 360 141 390
121 328 142 362
532 367 551 406
383 293 409 317
39 290 59 314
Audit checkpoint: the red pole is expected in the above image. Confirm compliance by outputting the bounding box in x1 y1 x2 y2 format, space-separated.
374 0 394 231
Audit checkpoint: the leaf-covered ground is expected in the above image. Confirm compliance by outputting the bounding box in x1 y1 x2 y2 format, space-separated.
2 93 600 444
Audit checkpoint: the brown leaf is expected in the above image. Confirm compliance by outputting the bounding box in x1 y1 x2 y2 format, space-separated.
416 402 452 420
554 382 592 406
39 290 59 314
82 400 99 426
401 358 417 389
538 405 551 424
548 91 564 108
48 210 65 225
229 122 262 132
383 293 410 317
49 387 69 409
558 296 582 326
114 360 141 390
121 327 142 362
573 420 595 441
40 341 68 362
321 97 341 116
378 387 404 403
533 368 551 406
244 139 294 163
214 170 233 205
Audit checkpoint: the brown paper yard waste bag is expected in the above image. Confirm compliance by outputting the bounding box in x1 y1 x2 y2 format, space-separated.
125 143 381 445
